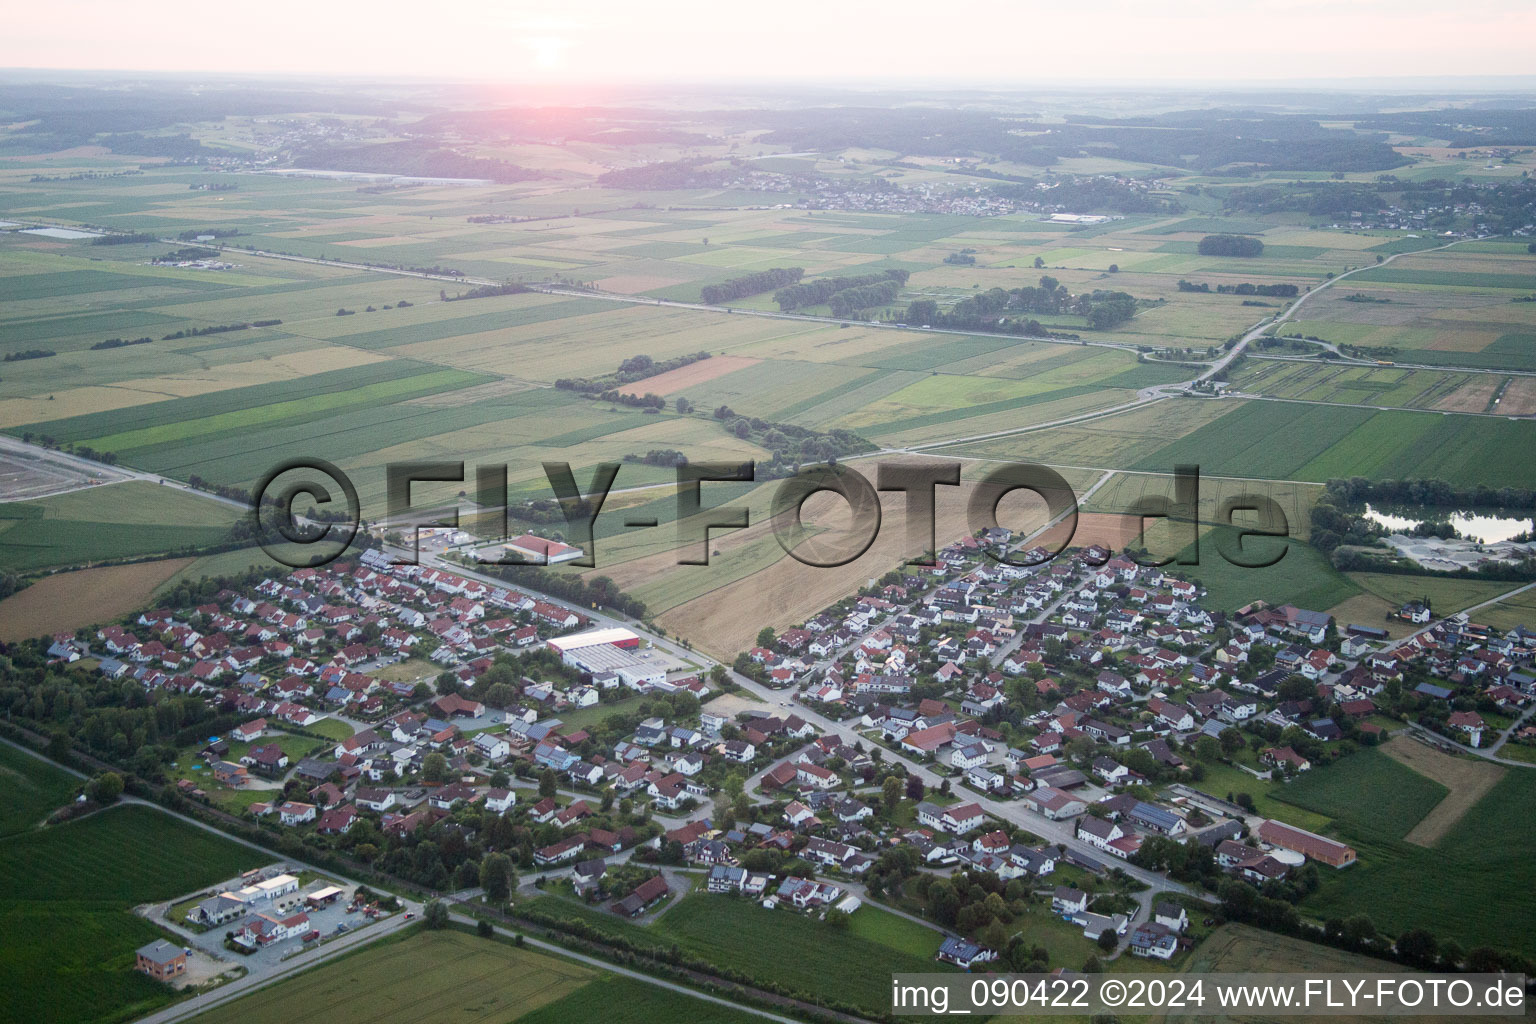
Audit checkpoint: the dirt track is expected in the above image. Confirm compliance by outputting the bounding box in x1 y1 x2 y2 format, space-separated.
1383 734 1504 847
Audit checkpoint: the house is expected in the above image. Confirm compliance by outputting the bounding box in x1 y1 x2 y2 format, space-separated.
534 837 586 866
191 892 247 926
936 937 998 969
234 911 310 948
1262 746 1311 773
1051 886 1089 916
135 940 187 982
1023 786 1086 820
614 875 669 917
572 858 607 896
1129 922 1179 959
950 742 989 771
1153 901 1189 934
485 788 516 814
1447 710 1486 747
316 804 357 834
277 801 316 826
708 864 747 893
941 803 985 834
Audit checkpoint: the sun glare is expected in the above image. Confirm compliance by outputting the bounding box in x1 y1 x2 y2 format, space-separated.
527 36 568 70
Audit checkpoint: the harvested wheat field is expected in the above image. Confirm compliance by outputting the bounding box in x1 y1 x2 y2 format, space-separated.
655 458 1099 656
1497 376 1536 416
619 355 761 396
1383 734 1505 847
1433 375 1500 412
0 558 193 641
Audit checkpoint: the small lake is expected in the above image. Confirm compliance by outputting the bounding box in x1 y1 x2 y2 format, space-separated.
1363 503 1533 544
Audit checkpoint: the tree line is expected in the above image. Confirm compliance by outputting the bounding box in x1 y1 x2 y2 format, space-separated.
773 269 910 312
1178 280 1298 297
1197 234 1265 257
699 267 804 305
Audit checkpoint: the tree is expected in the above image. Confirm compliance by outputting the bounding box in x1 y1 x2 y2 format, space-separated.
422 753 449 784
86 771 123 804
477 918 495 939
538 768 557 799
905 774 924 801
1218 727 1246 755
755 626 776 648
423 900 449 930
883 776 903 812
1396 928 1438 967
826 908 850 930
1097 929 1119 952
1194 735 1222 763
1034 256 1046 269
480 852 515 903
1342 914 1377 947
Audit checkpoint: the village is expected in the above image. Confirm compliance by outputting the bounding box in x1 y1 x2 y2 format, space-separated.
42 511 1527 987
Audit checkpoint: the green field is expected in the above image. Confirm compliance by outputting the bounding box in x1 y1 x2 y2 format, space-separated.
0 481 240 571
515 975 769 1024
186 929 600 1024
526 892 945 1014
1285 759 1536 960
1272 748 1448 842
1131 400 1535 489
185 928 768 1024
0 742 78 838
0 801 261 1024
1177 524 1360 614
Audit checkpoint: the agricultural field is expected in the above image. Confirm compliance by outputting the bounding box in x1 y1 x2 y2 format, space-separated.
186 930 604 1024
1157 923 1518 1024
0 742 78 838
1280 751 1536 960
1273 747 1448 843
515 976 769 1024
1228 358 1510 413
1379 736 1506 847
1475 585 1536 632
0 798 260 1024
0 558 196 641
0 481 239 571
525 891 946 1016
645 896 945 1013
1327 572 1518 631
1276 245 1536 371
1171 523 1360 614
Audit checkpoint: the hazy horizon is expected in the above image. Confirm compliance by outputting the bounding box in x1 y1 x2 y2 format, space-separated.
3 0 1534 85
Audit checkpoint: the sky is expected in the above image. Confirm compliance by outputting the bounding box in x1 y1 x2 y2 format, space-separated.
3 0 1535 84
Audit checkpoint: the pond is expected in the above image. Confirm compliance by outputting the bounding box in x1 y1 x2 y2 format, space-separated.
1363 503 1533 544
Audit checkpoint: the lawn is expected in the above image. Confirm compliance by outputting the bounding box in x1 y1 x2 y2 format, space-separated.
187 929 594 1024
0 802 261 1024
1172 760 1331 834
843 904 947 957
